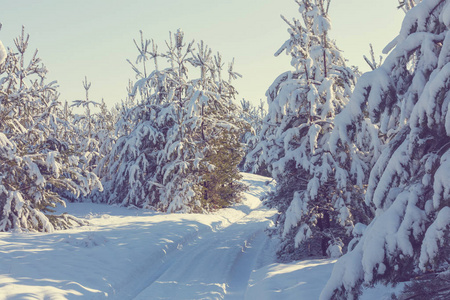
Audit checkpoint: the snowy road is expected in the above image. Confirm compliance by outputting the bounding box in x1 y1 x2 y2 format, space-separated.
0 173 278 300
132 206 274 299
115 173 277 299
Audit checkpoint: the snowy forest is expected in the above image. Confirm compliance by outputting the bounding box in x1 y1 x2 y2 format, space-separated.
0 0 449 299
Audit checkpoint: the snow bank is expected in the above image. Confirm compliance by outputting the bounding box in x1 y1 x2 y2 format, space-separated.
246 258 402 300
245 259 336 300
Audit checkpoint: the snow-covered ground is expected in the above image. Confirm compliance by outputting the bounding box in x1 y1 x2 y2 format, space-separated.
0 173 401 299
246 259 404 300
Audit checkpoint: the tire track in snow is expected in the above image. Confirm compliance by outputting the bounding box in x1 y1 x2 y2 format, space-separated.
225 229 267 299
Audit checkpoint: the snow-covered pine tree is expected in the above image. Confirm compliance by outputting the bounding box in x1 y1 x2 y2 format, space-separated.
0 28 102 232
321 0 450 298
78 98 117 203
97 31 177 209
93 83 136 196
92 99 117 169
100 30 245 212
57 100 77 146
71 77 103 173
188 47 247 210
239 99 269 175
255 0 361 260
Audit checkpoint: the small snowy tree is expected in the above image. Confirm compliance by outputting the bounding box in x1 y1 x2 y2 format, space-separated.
321 0 450 298
0 28 101 232
92 99 117 169
254 0 361 260
71 77 105 174
239 99 269 175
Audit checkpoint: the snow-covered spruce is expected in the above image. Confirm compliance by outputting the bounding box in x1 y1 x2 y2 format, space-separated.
98 30 246 212
239 99 269 175
248 0 364 261
71 78 115 175
66 78 118 204
0 29 102 232
321 0 450 298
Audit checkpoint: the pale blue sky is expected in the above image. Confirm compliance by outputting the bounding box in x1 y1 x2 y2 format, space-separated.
0 0 404 108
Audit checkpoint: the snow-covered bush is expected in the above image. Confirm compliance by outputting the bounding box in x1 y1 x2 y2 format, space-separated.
0 28 101 232
321 0 450 298
99 30 245 212
252 0 363 260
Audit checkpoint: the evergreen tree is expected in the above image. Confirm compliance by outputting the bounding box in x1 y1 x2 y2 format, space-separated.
100 30 245 212
255 0 361 260
92 98 117 171
199 116 247 209
240 99 269 175
0 28 101 232
71 77 102 173
321 0 450 298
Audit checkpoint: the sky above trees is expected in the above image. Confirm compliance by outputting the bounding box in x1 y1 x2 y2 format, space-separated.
0 0 403 108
